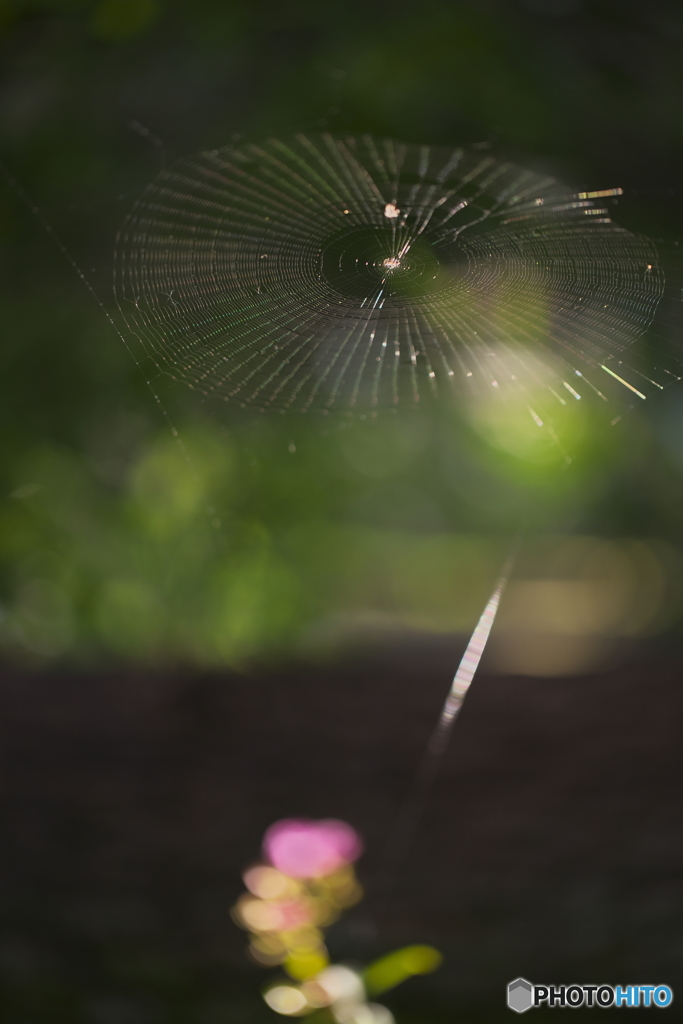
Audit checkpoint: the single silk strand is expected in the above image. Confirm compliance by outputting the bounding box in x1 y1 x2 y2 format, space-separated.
428 545 518 755
380 537 521 885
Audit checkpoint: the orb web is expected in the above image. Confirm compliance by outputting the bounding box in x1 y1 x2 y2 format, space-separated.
115 133 670 418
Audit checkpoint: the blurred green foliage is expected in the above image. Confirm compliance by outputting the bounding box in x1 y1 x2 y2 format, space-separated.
90 0 161 41
2 0 683 669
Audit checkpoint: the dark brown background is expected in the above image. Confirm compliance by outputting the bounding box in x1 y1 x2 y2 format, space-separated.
1 639 681 1021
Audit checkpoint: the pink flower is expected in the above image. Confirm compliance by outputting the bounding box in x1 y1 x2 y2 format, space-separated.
263 819 363 878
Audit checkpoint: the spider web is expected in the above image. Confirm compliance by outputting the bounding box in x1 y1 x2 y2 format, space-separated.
114 133 674 426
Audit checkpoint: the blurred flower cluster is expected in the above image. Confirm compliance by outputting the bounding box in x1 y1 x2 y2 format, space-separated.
234 819 364 980
233 818 441 1021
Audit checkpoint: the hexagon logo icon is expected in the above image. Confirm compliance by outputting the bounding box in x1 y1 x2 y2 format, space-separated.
508 978 534 1013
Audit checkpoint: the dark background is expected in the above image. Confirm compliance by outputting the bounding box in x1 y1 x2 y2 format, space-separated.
1 1 683 1021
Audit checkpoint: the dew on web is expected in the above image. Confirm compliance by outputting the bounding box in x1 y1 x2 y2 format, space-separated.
113 132 678 452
